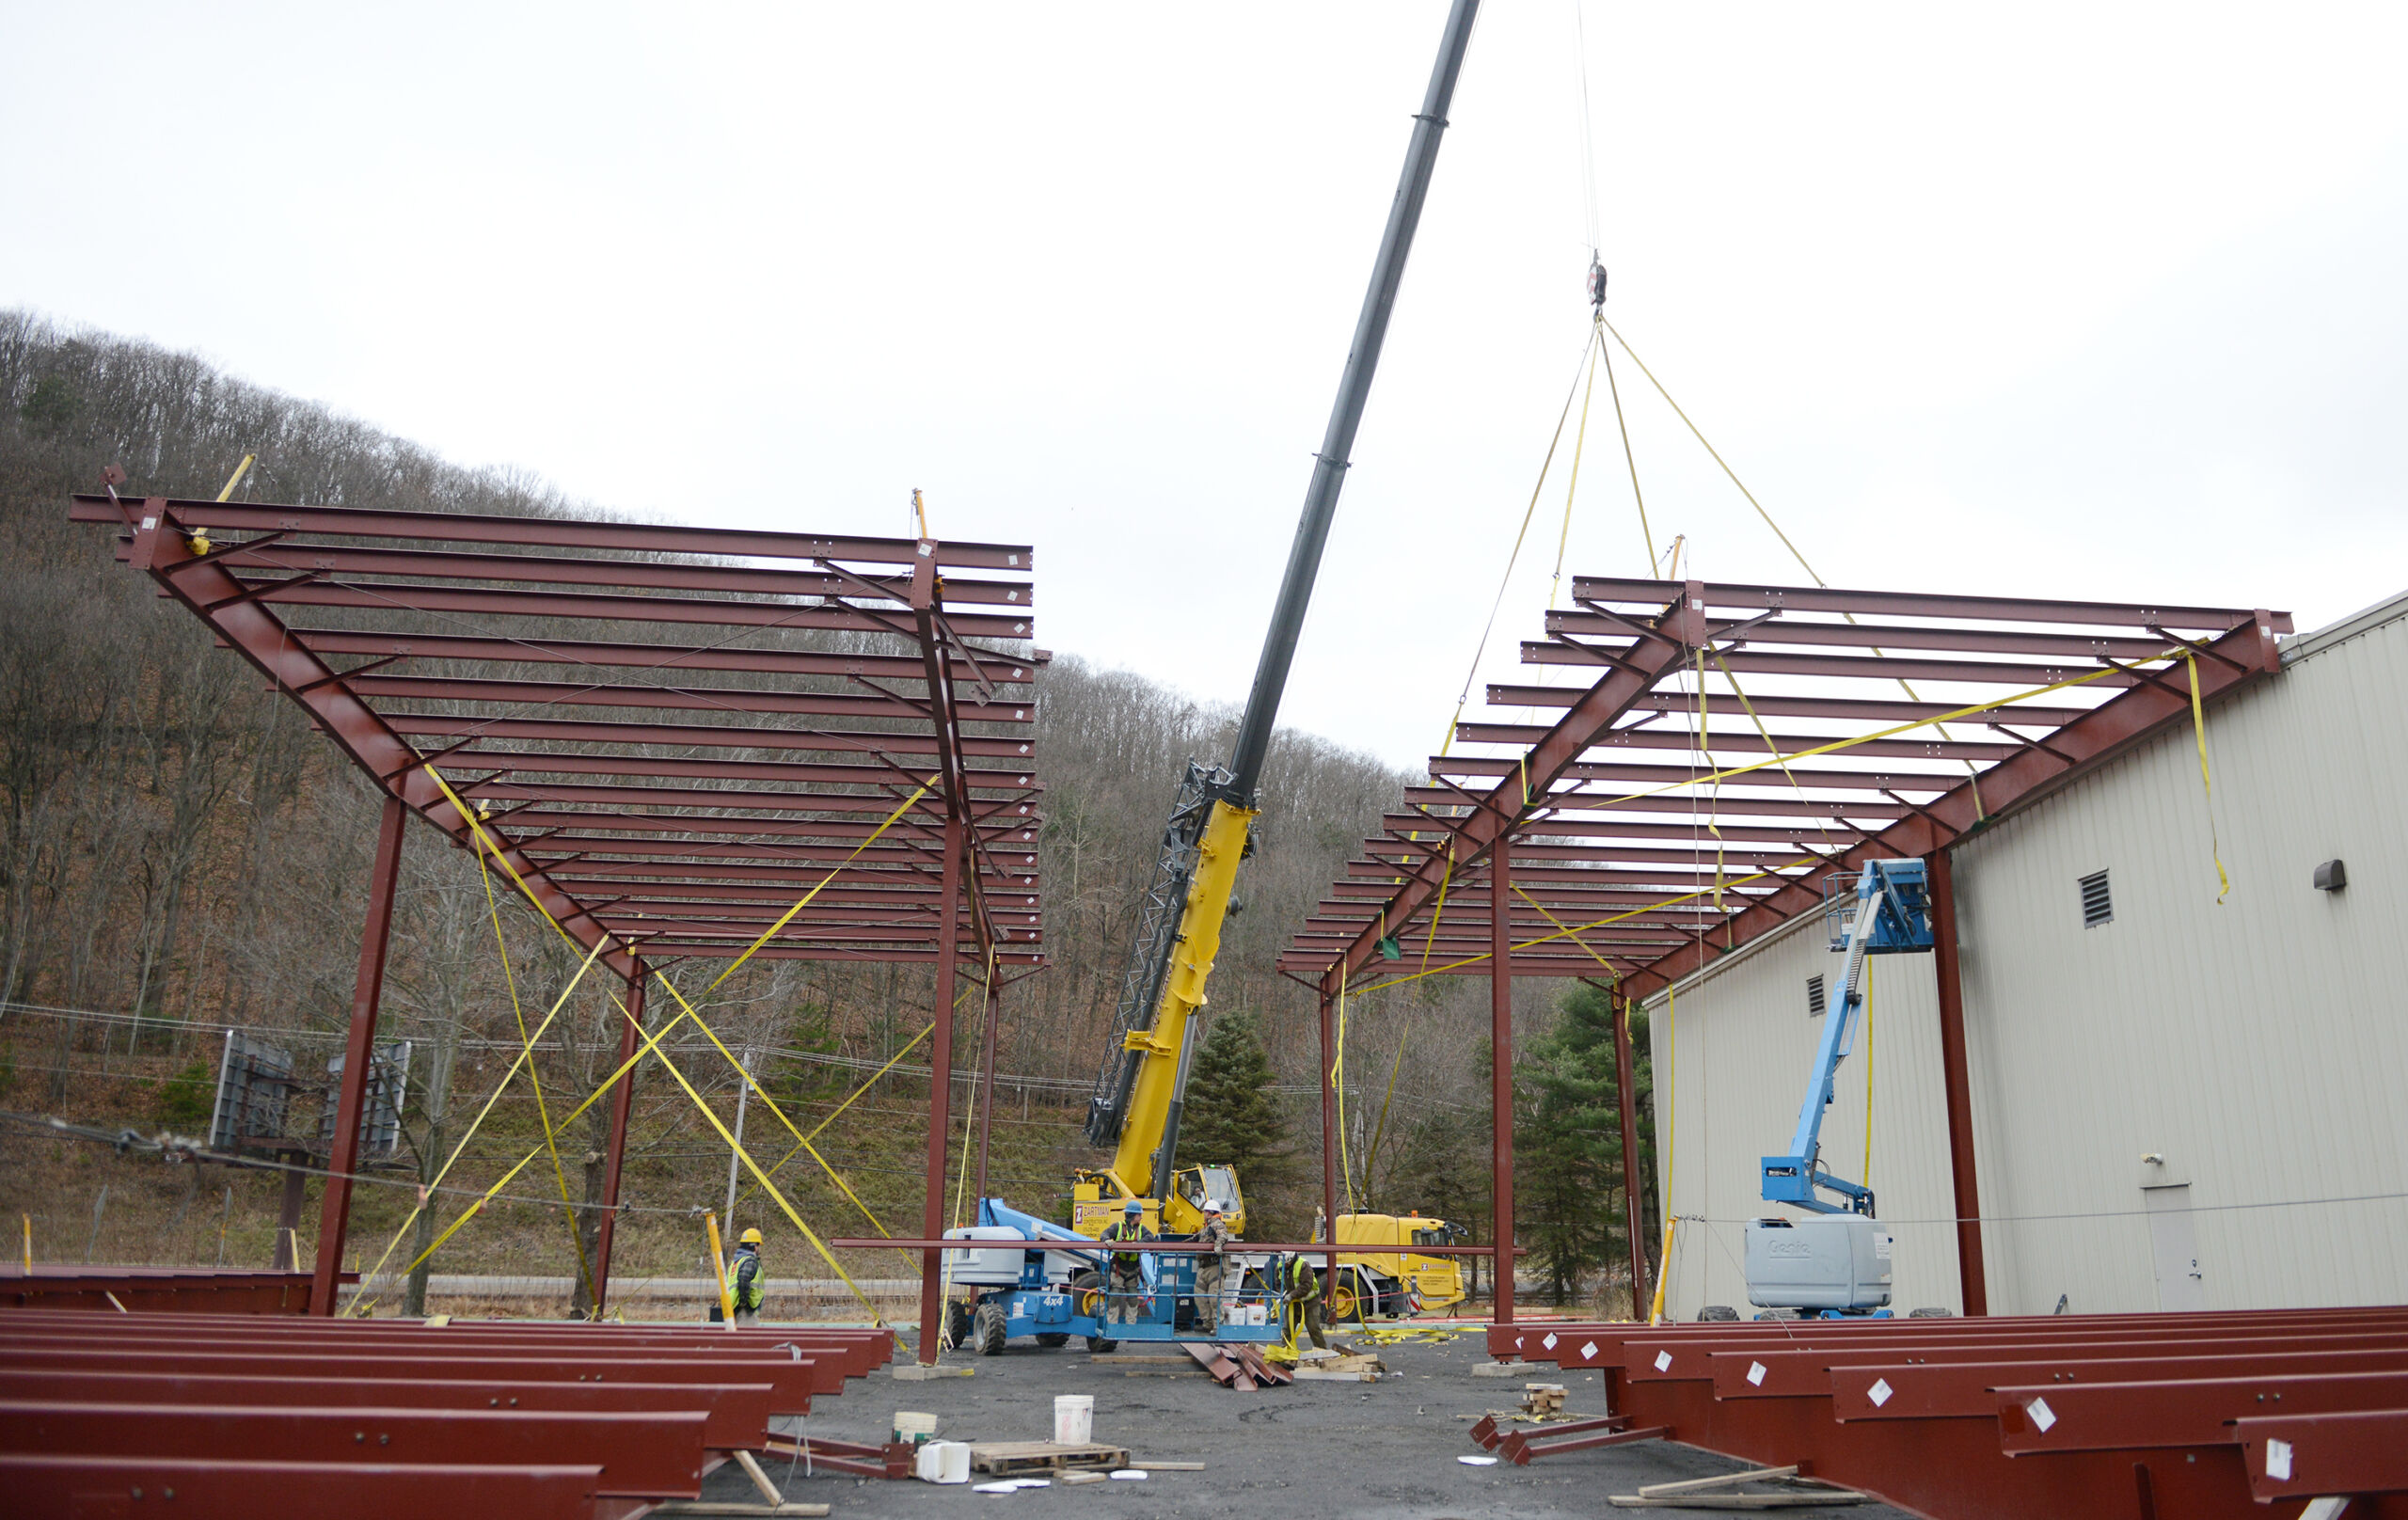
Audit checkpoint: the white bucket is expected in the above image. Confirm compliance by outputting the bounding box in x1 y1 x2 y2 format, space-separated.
915 1440 972 1484
1245 1304 1268 1325
1054 1393 1095 1445
893 1411 939 1446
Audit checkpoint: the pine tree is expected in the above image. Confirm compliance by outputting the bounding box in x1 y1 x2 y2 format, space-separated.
1516 983 1654 1307
1174 1008 1295 1189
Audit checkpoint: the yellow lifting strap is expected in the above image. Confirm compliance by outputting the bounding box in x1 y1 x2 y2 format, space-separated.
471 837 599 1312
2185 652 2232 903
408 765 939 1320
346 933 611 1313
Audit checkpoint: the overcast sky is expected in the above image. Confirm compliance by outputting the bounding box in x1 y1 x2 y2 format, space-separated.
8 3 2403 771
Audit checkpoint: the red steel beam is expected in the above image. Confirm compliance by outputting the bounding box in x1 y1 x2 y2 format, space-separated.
0 1369 773 1453
386 713 1038 759
1928 847 1988 1316
291 622 1034 670
72 494 1035 570
250 583 1037 641
312 794 405 1316
118 536 1031 602
0 1401 709 1500
1567 575 2286 632
2234 1409 2408 1501
0 1454 603 1520
349 673 1033 721
1490 831 1515 1328
590 962 644 1320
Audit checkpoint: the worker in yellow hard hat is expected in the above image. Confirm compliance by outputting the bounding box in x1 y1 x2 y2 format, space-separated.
726 1227 767 1326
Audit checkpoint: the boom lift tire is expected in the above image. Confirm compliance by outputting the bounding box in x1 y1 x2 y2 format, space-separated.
945 1299 974 1350
974 1301 1008 1356
1036 1332 1071 1348
1698 1305 1741 1322
1070 1269 1117 1354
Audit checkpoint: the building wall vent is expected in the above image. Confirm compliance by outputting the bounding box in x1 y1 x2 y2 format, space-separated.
2080 869 2114 928
1806 974 1827 1018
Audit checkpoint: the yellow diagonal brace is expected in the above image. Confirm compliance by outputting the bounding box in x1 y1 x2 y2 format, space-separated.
472 837 598 1311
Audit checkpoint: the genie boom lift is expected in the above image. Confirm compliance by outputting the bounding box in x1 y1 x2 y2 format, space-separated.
1743 859 1934 1317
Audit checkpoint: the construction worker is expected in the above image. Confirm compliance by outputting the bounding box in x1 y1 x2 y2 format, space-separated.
1279 1250 1329 1353
726 1227 767 1326
1193 1199 1233 1332
1100 1199 1152 1326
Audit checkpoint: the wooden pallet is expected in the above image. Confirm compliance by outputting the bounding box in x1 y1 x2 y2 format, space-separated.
968 1441 1132 1476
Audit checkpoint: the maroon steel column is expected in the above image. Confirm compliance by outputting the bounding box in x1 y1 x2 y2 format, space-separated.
1319 986 1338 1272
915 814 965 1362
972 977 1002 1206
1489 835 1514 1326
311 794 406 1316
1613 992 1648 1318
1927 848 1988 1316
589 961 645 1320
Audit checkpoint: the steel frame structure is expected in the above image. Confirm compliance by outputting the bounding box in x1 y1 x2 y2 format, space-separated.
71 491 1043 1350
1276 577 2289 1325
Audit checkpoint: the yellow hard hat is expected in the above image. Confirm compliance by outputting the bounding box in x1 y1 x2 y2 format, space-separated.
739 1227 764 1246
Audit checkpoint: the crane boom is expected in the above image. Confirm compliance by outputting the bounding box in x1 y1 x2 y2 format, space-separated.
1072 0 1482 1233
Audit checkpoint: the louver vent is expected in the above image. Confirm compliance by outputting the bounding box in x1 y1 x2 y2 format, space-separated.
2080 869 2114 928
1806 974 1827 1018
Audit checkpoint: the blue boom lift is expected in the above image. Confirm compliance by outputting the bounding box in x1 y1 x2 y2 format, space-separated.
1742 859 1936 1317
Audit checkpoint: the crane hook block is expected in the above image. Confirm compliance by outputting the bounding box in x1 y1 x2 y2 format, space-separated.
1588 258 1608 309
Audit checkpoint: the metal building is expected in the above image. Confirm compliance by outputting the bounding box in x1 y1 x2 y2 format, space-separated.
1644 590 2408 1320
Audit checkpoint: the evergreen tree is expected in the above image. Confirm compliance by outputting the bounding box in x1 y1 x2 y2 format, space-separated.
1516 983 1655 1307
1174 1008 1295 1190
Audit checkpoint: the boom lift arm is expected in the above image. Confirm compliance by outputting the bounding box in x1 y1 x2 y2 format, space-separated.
1074 0 1483 1234
1759 859 1935 1216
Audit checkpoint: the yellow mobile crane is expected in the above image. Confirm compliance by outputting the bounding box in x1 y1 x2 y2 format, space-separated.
1069 0 1482 1261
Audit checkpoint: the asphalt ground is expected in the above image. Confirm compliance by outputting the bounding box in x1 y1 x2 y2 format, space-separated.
714 1326 1915 1518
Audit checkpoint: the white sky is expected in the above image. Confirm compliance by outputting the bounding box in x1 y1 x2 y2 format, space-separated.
7 3 2404 771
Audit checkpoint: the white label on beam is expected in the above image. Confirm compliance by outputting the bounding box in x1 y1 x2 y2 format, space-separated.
1747 1361 1767 1386
1654 1351 1673 1372
2027 1397 2056 1433
2265 1438 2293 1482
1868 1377 1893 1407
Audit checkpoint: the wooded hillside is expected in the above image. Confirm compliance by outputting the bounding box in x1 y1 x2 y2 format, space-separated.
0 311 1649 1312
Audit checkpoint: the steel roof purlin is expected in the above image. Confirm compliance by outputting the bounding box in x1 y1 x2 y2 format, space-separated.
70 492 1044 976
1276 577 2289 998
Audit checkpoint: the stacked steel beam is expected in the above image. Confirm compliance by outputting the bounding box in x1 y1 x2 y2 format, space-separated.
1484 1309 2408 1517
0 1307 895 1517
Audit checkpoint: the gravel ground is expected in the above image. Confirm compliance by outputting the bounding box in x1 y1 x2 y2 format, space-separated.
703 1326 1914 1518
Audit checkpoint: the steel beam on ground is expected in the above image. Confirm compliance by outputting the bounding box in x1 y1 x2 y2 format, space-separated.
0 1369 775 1453
312 794 405 1317
0 1401 710 1500
0 1453 604 1520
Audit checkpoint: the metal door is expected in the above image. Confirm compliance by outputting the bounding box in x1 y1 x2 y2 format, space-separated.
2144 1184 2206 1311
